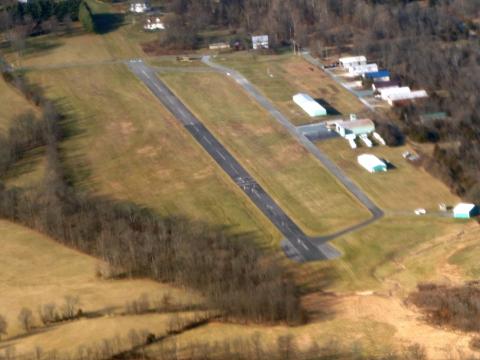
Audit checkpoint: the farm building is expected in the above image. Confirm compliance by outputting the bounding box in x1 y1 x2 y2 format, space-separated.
358 154 387 173
453 203 479 219
335 118 375 137
293 93 327 117
348 63 378 76
364 70 390 81
252 35 269 50
372 80 399 91
339 56 367 69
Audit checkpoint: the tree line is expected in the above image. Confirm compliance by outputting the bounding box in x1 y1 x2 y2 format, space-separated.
0 65 304 325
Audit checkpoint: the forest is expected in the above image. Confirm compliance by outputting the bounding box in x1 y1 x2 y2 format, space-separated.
160 0 480 203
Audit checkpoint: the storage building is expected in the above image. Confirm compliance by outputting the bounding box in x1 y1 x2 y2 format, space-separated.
364 70 390 81
372 80 399 91
385 90 428 106
377 86 411 100
335 119 375 137
339 56 367 69
348 63 378 76
453 203 479 219
292 93 327 117
357 154 387 173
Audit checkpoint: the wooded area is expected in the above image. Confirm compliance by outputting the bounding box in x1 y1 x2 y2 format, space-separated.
160 0 480 202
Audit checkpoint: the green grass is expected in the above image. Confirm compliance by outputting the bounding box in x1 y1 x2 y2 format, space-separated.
317 138 460 212
216 53 367 125
160 71 371 236
27 64 280 247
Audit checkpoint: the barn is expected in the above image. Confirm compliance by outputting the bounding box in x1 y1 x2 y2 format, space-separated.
292 93 327 117
335 119 375 137
453 203 479 219
357 154 387 173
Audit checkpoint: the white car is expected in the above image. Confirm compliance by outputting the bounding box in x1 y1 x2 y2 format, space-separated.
414 208 427 215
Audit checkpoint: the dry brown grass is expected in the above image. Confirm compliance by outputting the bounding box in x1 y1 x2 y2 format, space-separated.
0 220 203 340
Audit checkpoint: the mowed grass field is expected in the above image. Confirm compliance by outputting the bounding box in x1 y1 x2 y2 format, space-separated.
0 220 204 355
27 65 280 246
160 71 371 236
217 53 367 125
317 138 460 213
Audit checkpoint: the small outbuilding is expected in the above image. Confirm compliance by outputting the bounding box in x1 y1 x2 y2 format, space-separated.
358 154 387 173
453 203 479 219
293 93 327 117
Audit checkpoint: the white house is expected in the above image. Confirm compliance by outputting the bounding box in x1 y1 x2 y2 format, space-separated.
348 63 378 77
357 154 387 173
130 2 149 13
252 35 269 50
339 56 367 69
144 17 164 30
293 93 327 117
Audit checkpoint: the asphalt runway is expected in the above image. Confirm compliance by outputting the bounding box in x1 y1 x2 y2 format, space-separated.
201 56 384 245
128 60 337 262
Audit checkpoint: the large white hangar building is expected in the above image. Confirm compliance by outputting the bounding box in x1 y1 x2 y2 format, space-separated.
293 93 327 117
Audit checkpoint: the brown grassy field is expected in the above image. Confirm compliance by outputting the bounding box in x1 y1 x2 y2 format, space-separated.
317 138 460 212
217 53 367 125
159 71 371 236
26 65 280 247
0 220 203 351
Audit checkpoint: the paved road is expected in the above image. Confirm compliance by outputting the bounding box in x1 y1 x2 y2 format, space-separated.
128 60 338 262
201 56 384 245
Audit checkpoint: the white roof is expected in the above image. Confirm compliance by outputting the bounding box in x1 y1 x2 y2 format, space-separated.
252 35 268 42
293 93 326 117
453 203 476 213
339 56 367 64
357 154 386 169
387 90 428 101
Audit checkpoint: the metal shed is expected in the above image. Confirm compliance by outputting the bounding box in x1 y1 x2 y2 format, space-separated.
453 203 479 219
292 93 327 117
358 154 387 173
